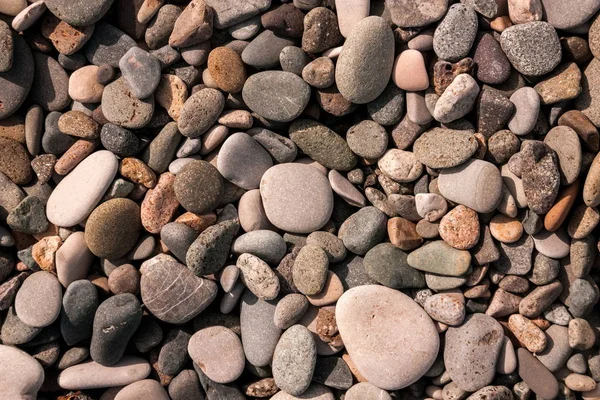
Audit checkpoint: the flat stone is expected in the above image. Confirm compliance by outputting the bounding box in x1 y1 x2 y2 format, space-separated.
541 0 600 29
508 314 547 353
445 314 505 392
508 87 540 136
473 33 511 85
338 207 387 255
247 128 298 164
544 126 582 185
90 293 142 366
242 30 295 70
57 356 151 390
188 326 244 384
335 16 394 104
521 141 560 214
568 318 595 350
186 219 239 276
60 280 98 345
55 231 93 287
114 379 169 400
386 0 448 28
272 324 317 396
15 271 62 328
271 383 334 400
438 159 503 213
535 324 572 372
424 293 465 326
205 0 270 29
0 137 32 185
532 229 570 259
313 357 353 390
30 50 69 113
242 71 310 123
500 21 561 76
240 290 282 367
363 243 425 289
413 128 477 169
439 205 480 250
534 63 582 105
7 196 48 235
174 160 223 214
85 23 136 67
237 253 280 300
102 77 154 129
169 0 212 47
41 14 95 56
119 47 161 99
407 240 471 276
0 344 44 399
477 88 515 138
140 254 217 323
433 4 478 62
493 234 534 275
336 285 439 390
217 132 272 190
260 163 334 234
274 294 309 329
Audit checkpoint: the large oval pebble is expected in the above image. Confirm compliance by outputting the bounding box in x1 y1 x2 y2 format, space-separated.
188 326 244 384
0 34 33 120
46 150 118 227
336 285 439 390
15 271 62 328
102 77 154 129
413 127 477 169
0 344 44 399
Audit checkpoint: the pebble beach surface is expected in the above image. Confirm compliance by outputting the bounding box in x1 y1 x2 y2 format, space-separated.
3 0 600 399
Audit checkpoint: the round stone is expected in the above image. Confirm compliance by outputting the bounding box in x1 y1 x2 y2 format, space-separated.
542 0 600 30
544 126 582 185
140 254 218 324
346 120 388 159
438 159 503 213
392 49 429 91
84 198 141 259
302 7 343 53
237 253 280 300
188 326 244 384
302 57 335 89
60 279 99 346
174 160 223 214
231 230 286 265
490 215 523 243
363 243 425 289
242 71 311 123
15 271 62 328
500 21 561 76
439 205 480 250
413 128 477 169
367 82 405 126
208 46 246 93
217 132 273 190
118 47 161 99
274 294 309 329
100 123 139 157
242 30 295 69
433 4 478 62
336 285 439 390
378 149 423 183
289 120 357 171
387 0 448 28
260 163 334 234
335 16 394 104
45 0 113 26
178 88 225 138
272 324 317 396
102 77 154 129
0 137 32 185
433 74 480 123
473 33 512 85
0 344 44 399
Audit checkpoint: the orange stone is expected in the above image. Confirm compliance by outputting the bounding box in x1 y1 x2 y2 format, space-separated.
489 214 523 243
388 217 423 251
544 179 580 231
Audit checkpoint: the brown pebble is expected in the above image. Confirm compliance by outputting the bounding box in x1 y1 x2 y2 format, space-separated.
57 111 100 139
439 205 480 250
40 14 95 55
107 264 140 295
244 377 279 397
54 139 98 175
31 154 57 185
31 236 62 273
119 158 157 189
141 172 179 234
388 217 423 251
508 314 547 353
155 74 188 121
489 214 523 243
175 211 217 233
544 179 580 232
0 137 32 185
208 46 247 94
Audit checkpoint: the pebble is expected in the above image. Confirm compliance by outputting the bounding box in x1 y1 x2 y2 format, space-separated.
521 142 561 214
274 294 309 329
188 326 244 384
108 264 140 294
576 58 600 127
140 254 216 323
272 324 317 396
335 16 394 104
242 71 310 123
387 217 423 251
302 7 343 54
30 51 70 113
534 62 582 105
346 382 392 400
416 193 448 222
413 127 477 169
15 271 62 328
346 120 388 160
60 279 98 345
101 77 154 129
58 356 151 390
490 215 523 243
7 196 48 235
217 132 273 190
0 137 32 185
532 229 570 259
424 293 465 326
473 33 512 85
85 22 136 67
247 127 298 164
55 231 93 287
487 130 519 165
0 344 44 399
206 0 271 29
45 0 113 26
387 0 448 28
290 120 357 171
336 285 439 390
119 47 161 99
168 0 212 48
260 163 334 234
302 57 335 89
363 242 425 288
313 357 353 390
174 160 223 214
328 170 367 207
41 15 95 56
477 88 515 138
433 4 478 62
85 199 141 259
338 206 387 255
207 46 246 94
237 253 280 300
0 34 33 120
114 379 169 400
544 126 582 185
1 305 41 345
186 219 239 276
508 314 547 353
242 30 295 70
393 50 429 91
378 149 423 183
536 324 572 372
500 22 561 76
438 159 504 213
569 318 596 350
232 230 286 266
90 293 142 366
407 240 471 276
271 383 334 400
439 205 480 250
240 290 282 367
445 314 505 391
542 0 600 30
142 122 182 174
508 87 540 135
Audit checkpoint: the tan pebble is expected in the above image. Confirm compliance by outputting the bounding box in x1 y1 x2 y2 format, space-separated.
393 50 429 91
567 204 600 239
544 179 580 232
508 314 547 353
58 111 100 139
485 289 522 318
244 377 278 398
508 0 542 24
137 0 164 24
530 316 551 330
119 158 157 189
54 140 98 175
439 205 480 250
168 0 213 48
424 293 465 326
155 74 188 121
490 16 512 32
0 115 26 143
307 271 344 306
68 65 104 103
32 223 60 241
426 385 443 400
463 278 490 299
207 46 247 94
566 374 597 392
388 217 423 251
31 236 62 272
141 172 179 234
88 274 110 296
568 318 596 350
217 110 253 129
175 211 217 233
489 214 523 243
